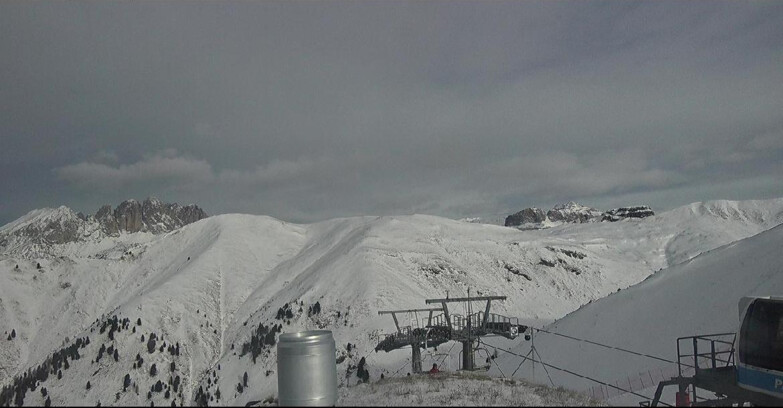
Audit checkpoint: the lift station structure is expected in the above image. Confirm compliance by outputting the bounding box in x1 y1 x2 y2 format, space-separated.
376 293 526 373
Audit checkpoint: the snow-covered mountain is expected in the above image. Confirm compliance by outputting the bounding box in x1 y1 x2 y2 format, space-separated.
0 198 207 258
491 216 783 405
1 197 782 406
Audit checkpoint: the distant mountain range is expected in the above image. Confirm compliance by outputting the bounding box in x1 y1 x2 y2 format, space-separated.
0 197 207 258
504 202 655 229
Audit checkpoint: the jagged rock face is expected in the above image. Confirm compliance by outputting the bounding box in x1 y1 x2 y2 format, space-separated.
96 204 119 236
114 199 144 233
0 199 208 256
177 204 208 225
506 202 653 228
505 207 546 226
602 206 655 222
546 202 602 224
99 197 208 235
138 198 208 234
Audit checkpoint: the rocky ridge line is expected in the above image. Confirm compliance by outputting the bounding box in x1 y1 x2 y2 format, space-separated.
0 198 207 256
505 202 654 228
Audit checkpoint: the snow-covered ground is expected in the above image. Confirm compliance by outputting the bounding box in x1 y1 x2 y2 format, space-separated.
491 219 783 406
1 198 782 406
338 371 604 406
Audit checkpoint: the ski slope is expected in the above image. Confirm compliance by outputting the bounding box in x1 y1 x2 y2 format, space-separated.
492 221 783 405
0 198 782 405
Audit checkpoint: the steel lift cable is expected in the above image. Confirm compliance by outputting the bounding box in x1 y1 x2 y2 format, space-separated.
486 342 673 407
530 327 693 369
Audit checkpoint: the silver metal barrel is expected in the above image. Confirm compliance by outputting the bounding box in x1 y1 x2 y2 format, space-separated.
277 330 337 406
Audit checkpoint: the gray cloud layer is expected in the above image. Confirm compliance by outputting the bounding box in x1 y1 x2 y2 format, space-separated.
2 1 782 224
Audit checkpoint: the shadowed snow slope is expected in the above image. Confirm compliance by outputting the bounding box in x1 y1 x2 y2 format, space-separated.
491 222 783 404
0 198 782 406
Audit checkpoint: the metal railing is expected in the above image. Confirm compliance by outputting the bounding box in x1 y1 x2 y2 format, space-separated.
676 332 736 377
427 311 521 338
429 313 449 329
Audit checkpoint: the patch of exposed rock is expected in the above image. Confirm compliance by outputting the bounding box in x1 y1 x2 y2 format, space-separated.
602 206 655 222
94 197 207 235
504 208 546 227
546 202 603 224
505 202 654 228
94 197 208 235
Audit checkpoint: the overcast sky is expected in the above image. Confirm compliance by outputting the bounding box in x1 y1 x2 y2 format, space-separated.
1 1 782 225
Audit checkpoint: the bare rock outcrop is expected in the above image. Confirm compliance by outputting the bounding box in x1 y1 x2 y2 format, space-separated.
505 208 546 227
602 206 655 222
505 202 654 228
97 197 208 235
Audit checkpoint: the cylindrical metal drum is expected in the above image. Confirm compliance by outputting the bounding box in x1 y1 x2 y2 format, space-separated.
277 330 337 406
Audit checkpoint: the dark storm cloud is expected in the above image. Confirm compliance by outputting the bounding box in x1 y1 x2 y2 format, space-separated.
2 1 782 224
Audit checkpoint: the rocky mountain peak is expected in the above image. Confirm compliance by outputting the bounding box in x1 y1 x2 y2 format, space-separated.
505 202 654 228
99 197 208 235
0 198 208 257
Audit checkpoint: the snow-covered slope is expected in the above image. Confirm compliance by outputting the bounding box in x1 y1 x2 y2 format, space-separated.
492 220 783 405
0 197 782 406
533 198 783 269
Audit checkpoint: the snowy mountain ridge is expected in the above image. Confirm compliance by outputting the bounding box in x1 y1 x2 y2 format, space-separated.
0 198 207 258
1 197 782 406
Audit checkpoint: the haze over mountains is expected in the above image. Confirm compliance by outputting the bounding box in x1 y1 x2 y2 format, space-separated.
1 197 782 406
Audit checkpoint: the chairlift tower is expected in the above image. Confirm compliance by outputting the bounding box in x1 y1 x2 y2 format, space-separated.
376 307 445 373
376 293 526 375
425 293 521 371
